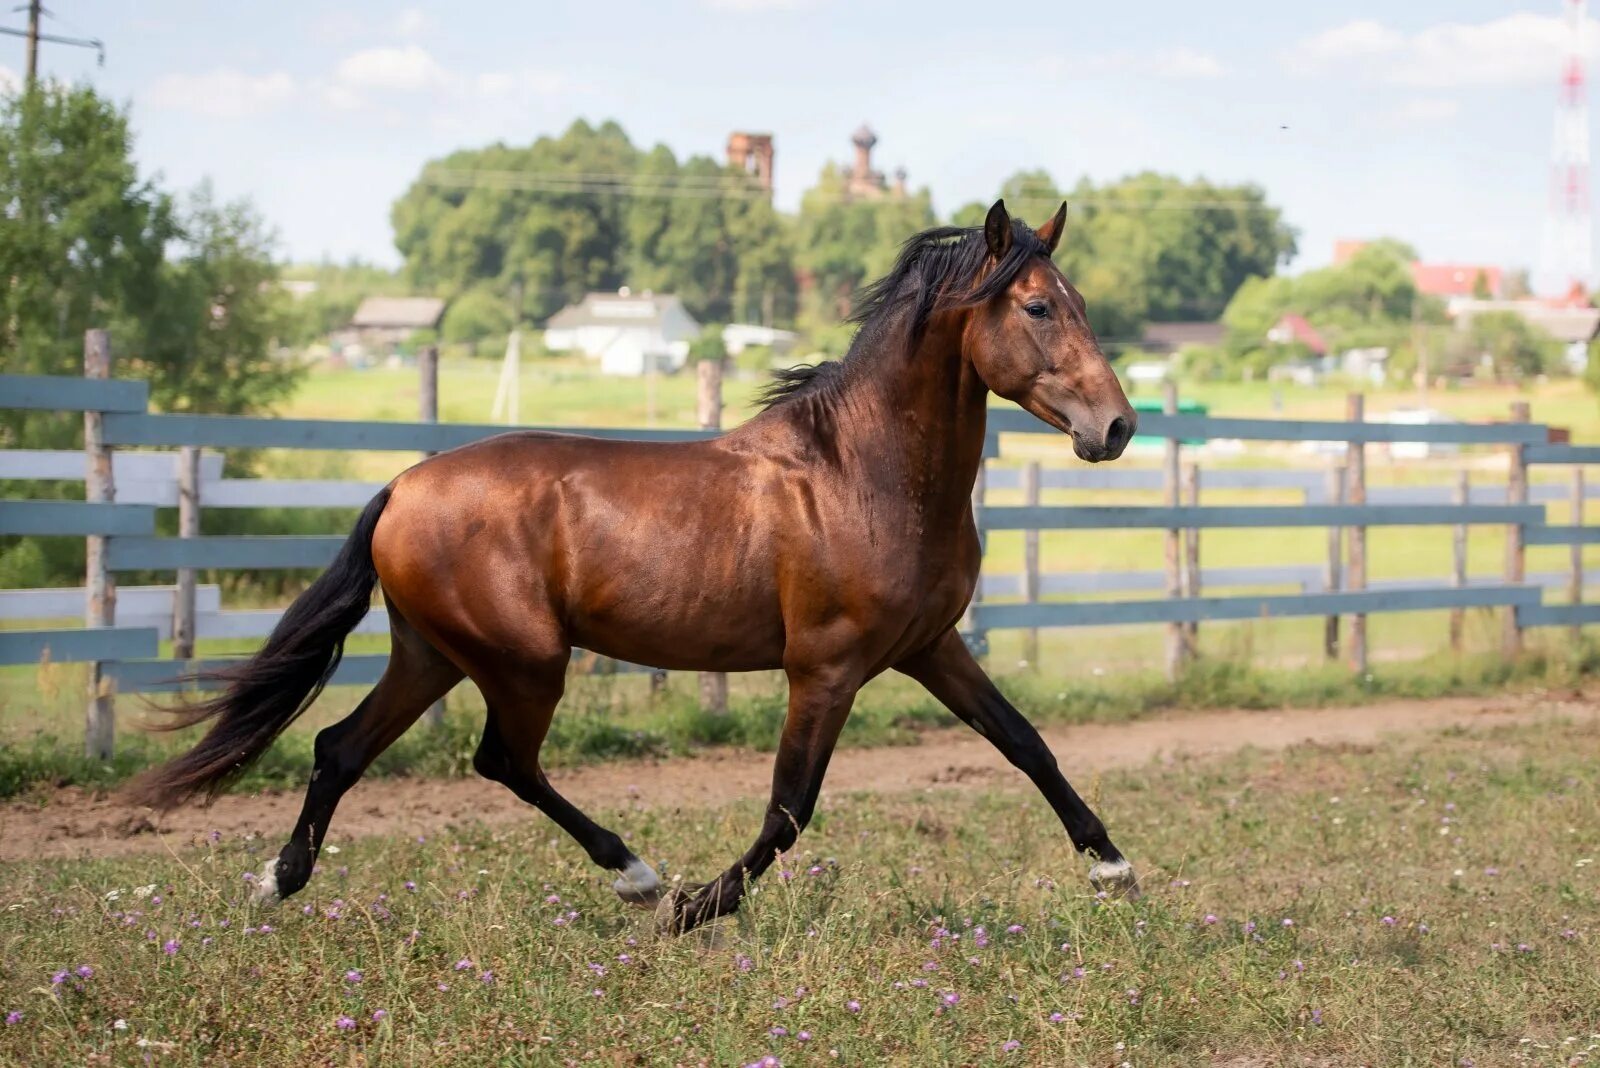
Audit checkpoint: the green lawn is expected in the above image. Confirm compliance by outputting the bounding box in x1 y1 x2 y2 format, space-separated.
1 715 1595 1065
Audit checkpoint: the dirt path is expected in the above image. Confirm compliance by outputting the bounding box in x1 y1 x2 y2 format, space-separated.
3 691 1595 862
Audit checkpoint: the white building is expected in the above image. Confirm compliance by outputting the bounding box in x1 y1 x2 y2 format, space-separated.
1447 296 1600 374
543 291 700 376
722 323 798 356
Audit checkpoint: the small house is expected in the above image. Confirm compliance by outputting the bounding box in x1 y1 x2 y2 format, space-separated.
543 291 701 376
333 296 447 365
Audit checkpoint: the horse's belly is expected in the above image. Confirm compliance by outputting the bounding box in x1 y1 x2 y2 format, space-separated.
563 553 786 673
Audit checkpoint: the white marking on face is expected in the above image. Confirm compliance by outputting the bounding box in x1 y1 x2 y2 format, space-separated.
612 858 661 902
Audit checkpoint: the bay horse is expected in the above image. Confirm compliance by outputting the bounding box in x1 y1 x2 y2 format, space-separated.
131 200 1142 933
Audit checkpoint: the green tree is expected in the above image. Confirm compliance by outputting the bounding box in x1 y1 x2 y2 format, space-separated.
1 84 297 445
951 170 1296 346
1457 311 1560 381
792 163 936 342
391 120 795 326
1217 239 1442 376
440 287 514 346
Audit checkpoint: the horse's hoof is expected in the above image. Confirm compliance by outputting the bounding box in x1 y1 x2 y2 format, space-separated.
251 861 282 907
653 882 710 935
613 859 663 909
1089 858 1141 901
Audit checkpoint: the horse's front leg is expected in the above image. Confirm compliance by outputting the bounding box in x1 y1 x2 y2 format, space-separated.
897 630 1140 899
662 659 860 934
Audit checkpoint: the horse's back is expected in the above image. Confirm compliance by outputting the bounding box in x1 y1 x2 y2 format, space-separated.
371 429 792 671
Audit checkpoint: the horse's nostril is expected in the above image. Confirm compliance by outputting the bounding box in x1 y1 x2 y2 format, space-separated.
1105 416 1131 451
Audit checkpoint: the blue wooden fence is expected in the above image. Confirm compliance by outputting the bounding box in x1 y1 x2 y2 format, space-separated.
4 367 1599 754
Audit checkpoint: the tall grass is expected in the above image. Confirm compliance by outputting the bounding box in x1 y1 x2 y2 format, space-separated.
0 716 1595 1064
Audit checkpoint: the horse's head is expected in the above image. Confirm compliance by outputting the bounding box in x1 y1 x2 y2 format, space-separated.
963 199 1136 463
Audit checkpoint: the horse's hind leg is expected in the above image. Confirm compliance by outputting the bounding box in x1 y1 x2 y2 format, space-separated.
471 658 662 907
257 610 462 903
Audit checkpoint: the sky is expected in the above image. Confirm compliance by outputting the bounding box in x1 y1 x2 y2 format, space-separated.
3 1 1595 292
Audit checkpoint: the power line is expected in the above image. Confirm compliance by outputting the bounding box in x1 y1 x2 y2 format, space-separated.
416 167 1275 212
0 1 106 85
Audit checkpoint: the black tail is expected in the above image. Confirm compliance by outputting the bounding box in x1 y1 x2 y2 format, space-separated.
127 488 393 809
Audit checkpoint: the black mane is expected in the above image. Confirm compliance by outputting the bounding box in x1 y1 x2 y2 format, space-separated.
758 219 1049 410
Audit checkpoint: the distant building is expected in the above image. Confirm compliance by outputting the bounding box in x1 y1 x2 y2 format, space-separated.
726 132 775 193
1333 239 1503 299
842 124 908 202
1411 263 1503 299
1266 313 1328 356
543 290 701 376
1448 291 1600 373
1138 321 1225 354
333 296 446 363
722 323 797 356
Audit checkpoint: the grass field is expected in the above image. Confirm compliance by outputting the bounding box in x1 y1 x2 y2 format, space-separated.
1 714 1596 1065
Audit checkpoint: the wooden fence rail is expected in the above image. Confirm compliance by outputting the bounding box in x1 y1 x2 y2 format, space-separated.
5 345 1600 756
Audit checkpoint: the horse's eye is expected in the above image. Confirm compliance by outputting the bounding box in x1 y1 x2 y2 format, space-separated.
1024 302 1049 320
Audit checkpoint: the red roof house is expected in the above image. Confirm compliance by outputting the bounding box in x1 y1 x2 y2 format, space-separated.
1266 313 1328 355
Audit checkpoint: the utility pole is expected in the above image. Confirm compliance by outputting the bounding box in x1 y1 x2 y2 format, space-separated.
25 0 39 88
0 3 106 87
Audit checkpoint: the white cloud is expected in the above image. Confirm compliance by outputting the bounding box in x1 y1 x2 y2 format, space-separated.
335 44 447 92
146 69 296 118
1286 13 1600 88
395 6 429 37
474 68 565 98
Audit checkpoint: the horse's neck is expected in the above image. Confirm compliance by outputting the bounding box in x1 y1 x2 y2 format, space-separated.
842 315 989 513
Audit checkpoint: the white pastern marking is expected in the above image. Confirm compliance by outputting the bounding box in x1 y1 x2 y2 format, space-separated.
612 858 661 900
252 860 281 905
1089 858 1135 885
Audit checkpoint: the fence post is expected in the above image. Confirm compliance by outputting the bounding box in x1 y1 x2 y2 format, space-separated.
1181 460 1201 660
84 329 117 760
1162 381 1183 681
419 344 448 728
697 356 728 715
172 446 200 661
1450 469 1469 652
1345 394 1367 675
963 462 989 657
1503 401 1530 658
1323 465 1343 660
1571 467 1585 644
1021 460 1041 670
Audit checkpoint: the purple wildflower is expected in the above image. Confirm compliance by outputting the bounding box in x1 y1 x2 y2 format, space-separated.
1281 918 1294 928
797 1032 811 1043
372 1009 388 1021
163 940 180 956
1003 1039 1021 1053
74 965 93 979
345 970 363 984
770 1026 788 1037
335 1015 356 1031
5 1012 20 1025
1381 916 1396 926
941 991 960 1007
404 881 416 892
1203 914 1218 925
1006 924 1024 934
846 999 861 1014
479 970 495 984
454 958 474 971
50 971 67 986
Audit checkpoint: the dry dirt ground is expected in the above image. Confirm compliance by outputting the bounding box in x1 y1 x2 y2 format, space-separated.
3 691 1595 863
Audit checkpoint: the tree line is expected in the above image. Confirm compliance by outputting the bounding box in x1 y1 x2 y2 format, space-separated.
392 120 1299 355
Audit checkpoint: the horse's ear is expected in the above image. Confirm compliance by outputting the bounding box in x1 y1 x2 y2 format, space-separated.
984 199 1013 259
1035 201 1068 255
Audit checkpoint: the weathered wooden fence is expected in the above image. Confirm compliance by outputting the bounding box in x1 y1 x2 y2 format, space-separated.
3 332 1598 757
